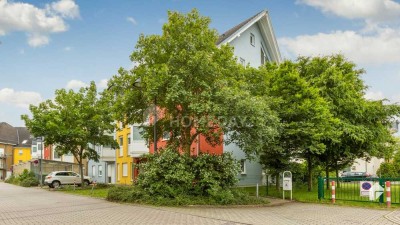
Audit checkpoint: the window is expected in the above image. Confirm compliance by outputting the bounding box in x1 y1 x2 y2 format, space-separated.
18 150 23 155
250 33 255 46
32 146 37 153
98 165 103 177
119 136 123 157
54 149 60 159
92 165 96 177
261 47 267 65
163 131 170 140
0 148 4 156
240 159 246 174
122 163 128 177
127 134 131 144
119 136 123 146
240 58 245 66
117 163 120 181
132 126 145 141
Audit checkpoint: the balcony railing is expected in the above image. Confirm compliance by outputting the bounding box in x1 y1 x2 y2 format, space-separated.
129 141 149 157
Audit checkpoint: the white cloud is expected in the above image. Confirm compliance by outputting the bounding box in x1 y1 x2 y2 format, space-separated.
365 91 385 101
0 88 42 108
97 79 108 89
27 33 49 47
0 0 79 47
297 0 400 24
49 0 79 19
66 80 87 89
279 27 400 65
126 17 137 25
66 79 109 90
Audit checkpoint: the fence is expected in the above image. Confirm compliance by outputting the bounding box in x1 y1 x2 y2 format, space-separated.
13 159 83 183
318 177 400 204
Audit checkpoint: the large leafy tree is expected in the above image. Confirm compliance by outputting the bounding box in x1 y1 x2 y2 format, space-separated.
298 55 400 188
257 61 336 191
107 9 279 155
21 82 117 185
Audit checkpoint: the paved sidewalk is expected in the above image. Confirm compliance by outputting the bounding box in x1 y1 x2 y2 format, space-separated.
0 182 400 224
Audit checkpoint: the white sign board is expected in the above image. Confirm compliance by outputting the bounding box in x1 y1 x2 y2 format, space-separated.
283 178 292 191
360 181 372 197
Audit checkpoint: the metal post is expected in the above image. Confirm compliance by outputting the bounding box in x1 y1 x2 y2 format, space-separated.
266 174 269 196
256 183 259 198
154 97 157 154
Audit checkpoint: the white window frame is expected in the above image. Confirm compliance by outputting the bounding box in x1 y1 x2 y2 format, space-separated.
98 165 103 177
240 159 246 175
92 165 96 177
250 33 255 46
119 136 123 157
122 163 128 177
117 163 120 181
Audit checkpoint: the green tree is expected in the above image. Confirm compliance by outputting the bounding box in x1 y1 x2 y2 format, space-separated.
298 55 400 188
107 9 279 155
259 61 336 191
21 82 117 185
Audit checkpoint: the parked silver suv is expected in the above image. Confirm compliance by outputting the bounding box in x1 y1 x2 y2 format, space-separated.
44 171 92 188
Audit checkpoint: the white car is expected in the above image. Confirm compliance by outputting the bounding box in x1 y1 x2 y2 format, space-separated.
44 171 92 188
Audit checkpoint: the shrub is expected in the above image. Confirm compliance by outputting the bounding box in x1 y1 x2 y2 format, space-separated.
377 162 399 177
106 148 264 206
20 177 39 187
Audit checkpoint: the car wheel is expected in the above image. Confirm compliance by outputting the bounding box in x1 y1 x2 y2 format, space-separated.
83 180 90 186
52 181 61 189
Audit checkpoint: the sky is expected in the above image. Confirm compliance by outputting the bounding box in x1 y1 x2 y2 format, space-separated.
1 0 400 127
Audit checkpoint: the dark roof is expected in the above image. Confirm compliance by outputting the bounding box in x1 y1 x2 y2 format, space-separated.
0 122 32 146
217 10 265 45
15 127 32 147
0 122 18 145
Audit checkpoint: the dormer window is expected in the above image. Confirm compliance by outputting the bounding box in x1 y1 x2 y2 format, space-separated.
250 33 255 46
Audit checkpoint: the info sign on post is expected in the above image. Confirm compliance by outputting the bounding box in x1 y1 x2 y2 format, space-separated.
360 181 372 197
282 171 292 200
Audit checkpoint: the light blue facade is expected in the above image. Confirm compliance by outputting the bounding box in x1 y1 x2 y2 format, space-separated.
220 11 280 186
88 145 116 184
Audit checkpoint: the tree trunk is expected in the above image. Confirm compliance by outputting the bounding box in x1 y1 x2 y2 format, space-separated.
79 150 84 187
325 166 330 190
275 173 280 191
335 163 340 188
307 154 312 192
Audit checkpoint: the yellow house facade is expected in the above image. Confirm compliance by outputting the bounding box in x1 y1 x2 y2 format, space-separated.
13 147 32 165
116 124 133 184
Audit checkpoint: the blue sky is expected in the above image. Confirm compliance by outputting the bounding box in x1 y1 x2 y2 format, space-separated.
1 0 400 126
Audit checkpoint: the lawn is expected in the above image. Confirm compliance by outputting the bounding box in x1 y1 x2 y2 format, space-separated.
236 181 400 209
57 185 109 198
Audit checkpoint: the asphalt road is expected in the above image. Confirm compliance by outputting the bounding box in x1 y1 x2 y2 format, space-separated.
0 182 399 224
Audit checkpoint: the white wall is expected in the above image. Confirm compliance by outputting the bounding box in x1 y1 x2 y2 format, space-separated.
349 157 384 176
229 23 269 68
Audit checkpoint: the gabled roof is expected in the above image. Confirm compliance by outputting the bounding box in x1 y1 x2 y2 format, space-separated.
217 10 281 63
0 122 18 145
0 122 32 147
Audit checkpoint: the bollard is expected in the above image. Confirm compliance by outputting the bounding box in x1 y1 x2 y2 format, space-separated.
256 183 259 198
386 181 391 208
73 181 76 191
91 180 96 196
331 181 336 204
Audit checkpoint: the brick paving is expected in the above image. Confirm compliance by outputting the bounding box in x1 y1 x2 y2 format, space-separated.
1 182 400 224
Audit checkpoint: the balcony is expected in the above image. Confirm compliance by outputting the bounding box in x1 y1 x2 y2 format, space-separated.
129 141 149 157
99 146 116 162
